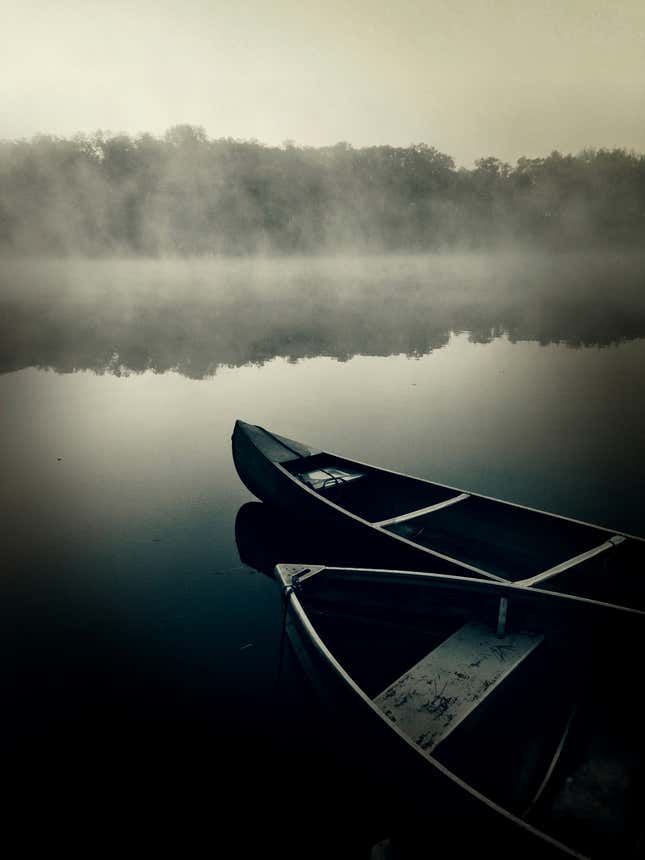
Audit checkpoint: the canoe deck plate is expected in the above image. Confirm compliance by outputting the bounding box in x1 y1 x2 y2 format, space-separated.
300 466 364 491
244 423 318 463
276 564 326 587
374 622 543 753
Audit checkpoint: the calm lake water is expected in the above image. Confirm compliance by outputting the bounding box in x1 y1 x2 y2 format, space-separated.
3 253 645 855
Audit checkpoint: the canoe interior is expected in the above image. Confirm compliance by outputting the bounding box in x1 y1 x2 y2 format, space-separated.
283 452 640 586
292 570 644 858
383 495 602 581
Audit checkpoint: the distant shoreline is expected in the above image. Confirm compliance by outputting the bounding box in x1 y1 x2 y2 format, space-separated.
1 127 644 256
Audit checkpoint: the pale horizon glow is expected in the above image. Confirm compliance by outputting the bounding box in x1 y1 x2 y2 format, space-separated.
1 0 644 167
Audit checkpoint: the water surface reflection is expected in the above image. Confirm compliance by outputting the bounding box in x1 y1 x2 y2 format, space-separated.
2 252 645 376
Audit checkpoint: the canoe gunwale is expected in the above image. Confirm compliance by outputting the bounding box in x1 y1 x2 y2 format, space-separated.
276 564 645 619
320 445 645 546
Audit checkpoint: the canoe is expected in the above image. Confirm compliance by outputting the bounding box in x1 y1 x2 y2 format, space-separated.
275 563 645 858
231 420 645 610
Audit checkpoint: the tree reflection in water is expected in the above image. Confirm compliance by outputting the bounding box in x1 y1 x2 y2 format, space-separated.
1 252 645 378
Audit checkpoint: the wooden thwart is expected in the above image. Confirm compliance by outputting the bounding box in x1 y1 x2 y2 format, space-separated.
373 492 470 528
374 621 543 753
518 535 626 587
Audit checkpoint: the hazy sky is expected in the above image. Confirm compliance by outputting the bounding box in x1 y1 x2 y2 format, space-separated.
1 0 644 166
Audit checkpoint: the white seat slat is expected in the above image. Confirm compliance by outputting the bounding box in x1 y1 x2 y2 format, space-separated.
374 621 543 752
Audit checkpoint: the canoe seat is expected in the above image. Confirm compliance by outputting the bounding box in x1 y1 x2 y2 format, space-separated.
374 622 543 753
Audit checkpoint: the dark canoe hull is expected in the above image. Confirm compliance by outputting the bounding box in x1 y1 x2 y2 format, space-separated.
232 420 476 576
231 420 315 516
276 565 645 859
232 419 645 606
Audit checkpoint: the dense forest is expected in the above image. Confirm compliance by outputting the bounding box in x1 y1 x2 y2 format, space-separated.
1 125 644 255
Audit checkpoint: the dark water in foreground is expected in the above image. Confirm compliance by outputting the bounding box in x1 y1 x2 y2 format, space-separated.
3 254 645 856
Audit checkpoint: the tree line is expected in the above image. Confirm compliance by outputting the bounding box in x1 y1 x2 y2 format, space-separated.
1 124 644 255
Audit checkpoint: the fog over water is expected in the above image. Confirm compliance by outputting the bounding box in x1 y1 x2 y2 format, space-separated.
3 252 645 377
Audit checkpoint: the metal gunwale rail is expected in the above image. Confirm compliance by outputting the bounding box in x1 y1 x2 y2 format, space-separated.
308 439 645 545
280 565 645 617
